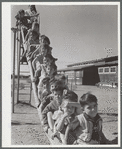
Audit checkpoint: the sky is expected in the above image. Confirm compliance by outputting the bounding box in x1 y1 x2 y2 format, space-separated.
11 3 118 70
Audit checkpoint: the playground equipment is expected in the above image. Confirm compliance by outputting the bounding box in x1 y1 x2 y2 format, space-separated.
11 10 76 145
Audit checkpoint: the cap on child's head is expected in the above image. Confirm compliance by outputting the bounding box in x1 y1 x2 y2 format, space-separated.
42 77 50 85
63 90 78 102
79 92 97 107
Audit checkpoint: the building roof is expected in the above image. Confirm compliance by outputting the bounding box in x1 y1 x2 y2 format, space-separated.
57 56 118 72
57 64 95 72
67 56 118 67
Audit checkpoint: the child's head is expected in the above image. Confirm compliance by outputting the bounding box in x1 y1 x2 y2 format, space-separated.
50 79 62 92
52 85 65 105
79 93 98 118
43 54 57 66
32 22 39 32
19 9 25 18
61 90 78 115
55 74 66 87
40 35 50 45
29 5 37 13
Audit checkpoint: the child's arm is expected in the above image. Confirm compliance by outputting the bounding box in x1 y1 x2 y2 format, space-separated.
34 65 42 77
24 29 31 43
41 100 56 130
29 46 40 59
56 113 69 132
64 117 80 144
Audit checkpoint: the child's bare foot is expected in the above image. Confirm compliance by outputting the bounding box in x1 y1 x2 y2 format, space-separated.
43 125 48 133
51 132 57 140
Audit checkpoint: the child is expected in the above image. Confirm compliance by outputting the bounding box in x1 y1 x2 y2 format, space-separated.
41 85 65 132
33 54 57 84
25 5 38 23
32 44 49 72
41 35 50 45
37 63 57 100
28 35 52 61
66 93 109 144
48 90 78 144
55 74 69 90
41 77 51 99
20 22 40 63
15 9 39 30
24 22 40 56
39 79 65 113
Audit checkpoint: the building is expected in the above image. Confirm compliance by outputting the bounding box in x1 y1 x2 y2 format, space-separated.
57 56 118 87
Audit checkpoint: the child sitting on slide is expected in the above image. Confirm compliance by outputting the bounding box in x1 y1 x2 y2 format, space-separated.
28 35 52 62
41 85 65 132
20 22 40 63
24 22 40 56
47 90 78 145
65 93 110 144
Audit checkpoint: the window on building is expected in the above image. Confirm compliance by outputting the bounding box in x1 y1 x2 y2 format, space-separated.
110 66 116 73
98 68 103 74
104 67 109 73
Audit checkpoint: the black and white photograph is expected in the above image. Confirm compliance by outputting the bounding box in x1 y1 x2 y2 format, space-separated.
2 1 120 147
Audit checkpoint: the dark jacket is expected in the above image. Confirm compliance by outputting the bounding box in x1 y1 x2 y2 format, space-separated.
41 99 59 127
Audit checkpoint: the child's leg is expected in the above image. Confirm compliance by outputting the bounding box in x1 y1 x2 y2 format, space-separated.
51 124 58 140
38 79 43 100
47 112 54 131
32 57 37 72
38 87 42 101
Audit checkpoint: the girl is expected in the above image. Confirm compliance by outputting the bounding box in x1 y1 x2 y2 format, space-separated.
47 90 78 144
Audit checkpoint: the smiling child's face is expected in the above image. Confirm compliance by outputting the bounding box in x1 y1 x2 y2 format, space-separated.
52 90 63 105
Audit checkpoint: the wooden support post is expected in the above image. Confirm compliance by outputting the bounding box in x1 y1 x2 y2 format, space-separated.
29 82 32 104
16 24 19 76
12 29 16 113
17 25 21 103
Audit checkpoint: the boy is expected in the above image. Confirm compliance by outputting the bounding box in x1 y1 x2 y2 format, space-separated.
66 93 110 144
41 85 65 132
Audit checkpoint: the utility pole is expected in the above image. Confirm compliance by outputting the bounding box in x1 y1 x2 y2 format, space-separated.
105 48 112 57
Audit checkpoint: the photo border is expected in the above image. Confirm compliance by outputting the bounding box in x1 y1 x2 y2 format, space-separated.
1 0 121 148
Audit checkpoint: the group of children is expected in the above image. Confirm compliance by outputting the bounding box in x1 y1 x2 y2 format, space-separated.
15 5 111 145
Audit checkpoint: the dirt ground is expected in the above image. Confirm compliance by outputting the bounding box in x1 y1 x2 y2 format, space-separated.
11 77 118 145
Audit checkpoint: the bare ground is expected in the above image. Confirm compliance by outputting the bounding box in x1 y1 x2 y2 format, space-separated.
11 78 118 145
